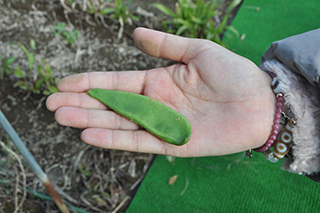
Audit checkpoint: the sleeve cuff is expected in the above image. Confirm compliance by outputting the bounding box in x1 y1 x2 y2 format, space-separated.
260 60 320 175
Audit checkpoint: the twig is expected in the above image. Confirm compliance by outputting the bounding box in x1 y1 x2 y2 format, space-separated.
94 13 109 29
10 114 20 126
129 176 143 191
0 110 70 213
13 166 20 212
55 186 79 205
0 140 27 213
111 196 130 213
117 17 124 40
60 0 73 12
180 177 189 196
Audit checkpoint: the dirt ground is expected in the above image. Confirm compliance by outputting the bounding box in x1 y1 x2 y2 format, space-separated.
0 0 238 212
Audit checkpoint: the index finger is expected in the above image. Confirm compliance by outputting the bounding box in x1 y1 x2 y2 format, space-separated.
57 70 147 93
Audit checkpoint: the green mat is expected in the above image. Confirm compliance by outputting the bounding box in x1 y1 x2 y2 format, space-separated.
127 0 320 212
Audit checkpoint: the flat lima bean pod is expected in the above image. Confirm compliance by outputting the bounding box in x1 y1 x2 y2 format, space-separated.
87 89 192 146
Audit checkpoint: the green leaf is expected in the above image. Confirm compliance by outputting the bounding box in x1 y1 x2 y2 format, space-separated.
36 64 42 75
55 78 60 86
18 43 35 71
3 56 17 73
130 15 140 22
43 90 51 95
226 0 242 14
70 30 78 43
31 88 41 94
44 61 52 78
28 54 35 71
47 85 59 93
191 16 202 24
54 22 66 35
221 0 242 27
14 65 24 78
18 43 29 56
86 4 96 14
99 8 115 15
176 24 189 35
30 40 36 51
35 78 44 89
175 2 182 18
152 3 176 18
0 54 2 79
14 81 29 91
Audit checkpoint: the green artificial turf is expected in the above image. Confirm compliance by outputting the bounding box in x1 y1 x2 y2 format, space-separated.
127 0 320 212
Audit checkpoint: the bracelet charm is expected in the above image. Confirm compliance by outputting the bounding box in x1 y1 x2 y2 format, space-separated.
272 121 294 160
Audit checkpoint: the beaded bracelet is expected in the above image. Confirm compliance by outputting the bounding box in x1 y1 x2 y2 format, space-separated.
246 72 296 162
253 93 284 152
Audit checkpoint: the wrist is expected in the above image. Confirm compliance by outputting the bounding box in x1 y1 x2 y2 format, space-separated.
251 71 277 149
249 71 296 162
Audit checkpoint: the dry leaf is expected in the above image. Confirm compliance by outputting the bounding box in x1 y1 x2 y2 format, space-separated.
92 194 108 207
168 175 178 185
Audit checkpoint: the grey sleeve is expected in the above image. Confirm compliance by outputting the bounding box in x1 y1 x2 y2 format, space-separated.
258 28 320 177
260 28 320 87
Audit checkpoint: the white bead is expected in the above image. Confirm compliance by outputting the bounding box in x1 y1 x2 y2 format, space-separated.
271 78 283 94
267 152 279 163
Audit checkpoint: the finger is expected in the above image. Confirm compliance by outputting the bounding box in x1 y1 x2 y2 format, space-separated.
57 70 147 93
81 128 179 155
133 27 217 64
55 107 139 130
46 92 107 112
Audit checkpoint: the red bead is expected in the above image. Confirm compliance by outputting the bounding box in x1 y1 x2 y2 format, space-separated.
269 135 277 141
278 96 284 102
276 108 282 114
266 141 273 147
275 113 281 119
277 102 283 108
272 130 279 135
273 124 279 130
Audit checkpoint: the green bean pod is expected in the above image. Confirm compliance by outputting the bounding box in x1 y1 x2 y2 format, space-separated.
87 89 192 146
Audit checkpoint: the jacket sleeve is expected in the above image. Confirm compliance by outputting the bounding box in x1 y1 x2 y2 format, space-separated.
259 28 320 179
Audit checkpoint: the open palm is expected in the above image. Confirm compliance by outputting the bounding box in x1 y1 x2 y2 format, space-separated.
46 28 275 157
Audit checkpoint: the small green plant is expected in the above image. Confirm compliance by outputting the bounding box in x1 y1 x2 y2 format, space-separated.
91 0 139 29
152 0 241 45
103 0 139 24
96 0 139 39
78 164 92 181
13 40 59 95
0 54 17 79
37 59 60 95
54 22 78 45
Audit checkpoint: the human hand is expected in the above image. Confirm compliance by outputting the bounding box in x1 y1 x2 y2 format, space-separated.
46 27 275 157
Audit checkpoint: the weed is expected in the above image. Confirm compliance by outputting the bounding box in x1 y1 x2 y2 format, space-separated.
0 54 17 79
108 0 139 24
152 0 241 46
84 0 139 24
54 22 78 45
0 40 59 95
78 164 92 181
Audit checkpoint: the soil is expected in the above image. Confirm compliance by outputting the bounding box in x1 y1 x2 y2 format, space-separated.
0 0 238 212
